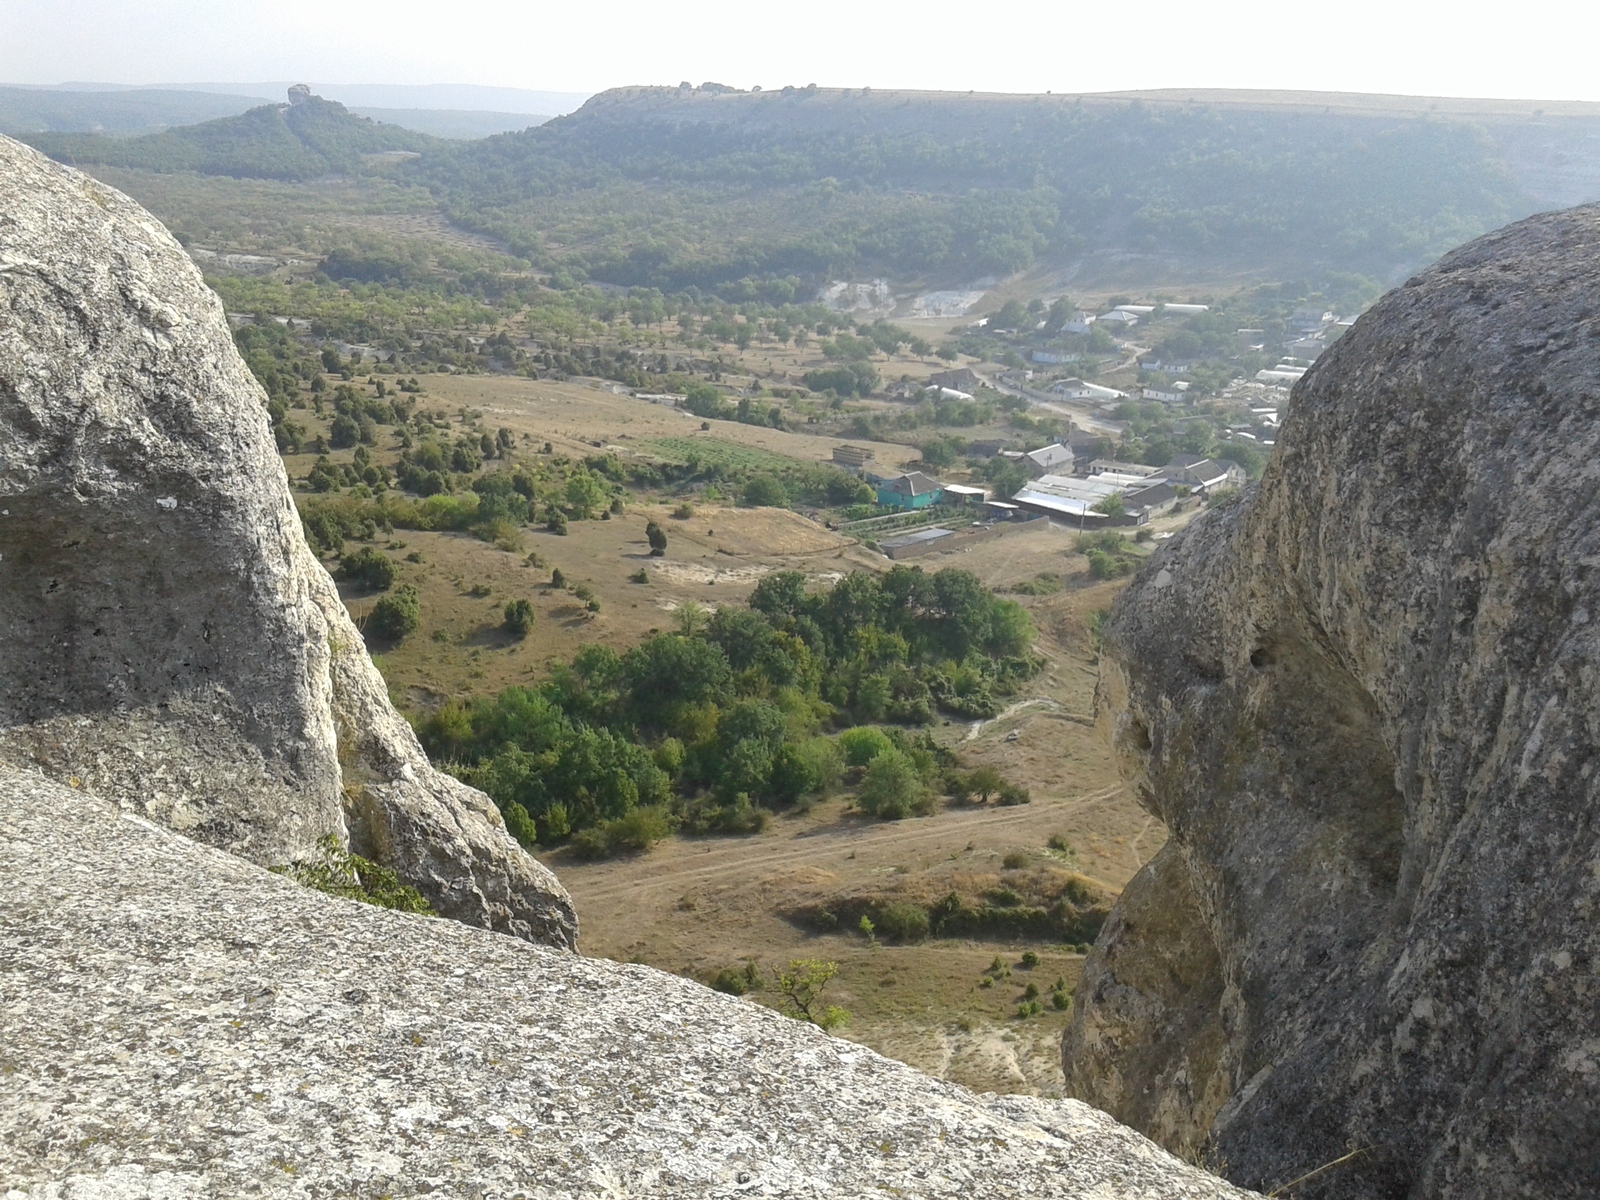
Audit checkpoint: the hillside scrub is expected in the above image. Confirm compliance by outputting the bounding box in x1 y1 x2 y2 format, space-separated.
418 566 1037 847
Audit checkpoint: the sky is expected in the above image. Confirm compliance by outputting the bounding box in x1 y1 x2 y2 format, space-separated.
5 0 1600 102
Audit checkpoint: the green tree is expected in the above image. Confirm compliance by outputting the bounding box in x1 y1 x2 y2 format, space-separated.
565 470 608 519
329 413 360 449
364 584 420 644
774 959 849 1030
839 726 893 767
965 765 1004 804
503 598 535 637
675 599 708 637
742 474 789 507
1091 492 1124 517
646 519 668 556
856 748 927 819
339 546 396 592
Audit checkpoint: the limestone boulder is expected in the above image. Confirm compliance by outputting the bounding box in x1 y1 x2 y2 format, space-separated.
0 768 1255 1199
1063 205 1600 1197
0 135 575 949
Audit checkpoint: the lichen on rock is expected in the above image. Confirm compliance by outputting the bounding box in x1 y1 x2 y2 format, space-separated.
1065 205 1600 1198
0 134 575 949
0 768 1257 1198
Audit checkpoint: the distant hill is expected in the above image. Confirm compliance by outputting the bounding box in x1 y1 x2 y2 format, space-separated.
0 86 259 136
26 93 440 180
413 84 1589 293
28 83 1600 300
349 108 550 140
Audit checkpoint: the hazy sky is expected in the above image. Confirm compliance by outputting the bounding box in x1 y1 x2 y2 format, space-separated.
5 0 1600 101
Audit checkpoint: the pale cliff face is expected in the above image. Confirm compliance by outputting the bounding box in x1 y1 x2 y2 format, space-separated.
0 135 576 949
1065 205 1600 1198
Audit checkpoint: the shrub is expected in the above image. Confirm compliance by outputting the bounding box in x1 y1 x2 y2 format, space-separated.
329 413 361 449
858 914 876 942
270 835 432 914
770 737 842 804
997 782 1031 806
569 805 672 859
1020 950 1040 969
1023 981 1039 1000
711 966 750 996
502 800 539 850
875 901 930 943
364 584 420 644
1052 988 1071 1010
677 792 770 835
546 508 569 535
839 726 894 768
340 546 397 592
629 568 650 583
1003 851 1029 870
742 474 789 507
550 568 566 588
1047 833 1073 853
965 765 1004 804
503 598 535 637
857 748 929 820
671 502 696 520
646 519 668 556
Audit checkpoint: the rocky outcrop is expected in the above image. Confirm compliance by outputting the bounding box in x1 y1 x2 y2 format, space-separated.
0 135 575 948
0 767 1254 1198
1063 206 1600 1197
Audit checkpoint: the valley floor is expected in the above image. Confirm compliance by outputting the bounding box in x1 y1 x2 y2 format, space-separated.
549 548 1168 1096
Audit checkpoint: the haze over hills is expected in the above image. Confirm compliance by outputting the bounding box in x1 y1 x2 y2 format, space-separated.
24 82 1600 300
0 82 580 139
417 84 1595 293
27 93 442 180
0 85 266 136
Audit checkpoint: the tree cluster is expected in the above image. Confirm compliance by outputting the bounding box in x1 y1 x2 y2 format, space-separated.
417 567 1037 852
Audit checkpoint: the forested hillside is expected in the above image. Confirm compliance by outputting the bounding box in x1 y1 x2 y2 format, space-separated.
413 86 1531 292
26 84 1597 297
28 95 438 180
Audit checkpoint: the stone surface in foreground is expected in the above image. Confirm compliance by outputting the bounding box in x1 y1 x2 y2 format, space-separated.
0 767 1250 1199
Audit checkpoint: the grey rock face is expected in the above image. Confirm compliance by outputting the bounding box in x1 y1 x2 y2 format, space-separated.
0 135 575 949
1063 206 1600 1198
0 768 1255 1199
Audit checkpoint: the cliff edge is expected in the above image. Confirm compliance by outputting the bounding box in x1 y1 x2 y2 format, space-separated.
0 135 575 948
1063 206 1600 1197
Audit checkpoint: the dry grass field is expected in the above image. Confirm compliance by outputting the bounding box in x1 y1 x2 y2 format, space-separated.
545 524 1165 1097
281 358 1176 1097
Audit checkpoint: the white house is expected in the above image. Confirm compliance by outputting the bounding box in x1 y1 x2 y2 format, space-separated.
1142 382 1190 404
1051 377 1126 401
1062 311 1097 334
1098 309 1140 327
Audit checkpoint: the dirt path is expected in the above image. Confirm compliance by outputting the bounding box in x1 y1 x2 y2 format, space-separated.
559 784 1128 908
